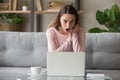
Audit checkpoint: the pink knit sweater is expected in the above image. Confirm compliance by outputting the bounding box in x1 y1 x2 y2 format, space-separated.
46 27 85 52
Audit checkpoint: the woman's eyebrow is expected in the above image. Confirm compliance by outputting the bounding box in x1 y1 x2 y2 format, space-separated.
63 19 67 22
63 19 74 22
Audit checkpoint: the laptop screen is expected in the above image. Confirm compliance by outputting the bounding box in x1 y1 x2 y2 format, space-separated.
47 52 85 76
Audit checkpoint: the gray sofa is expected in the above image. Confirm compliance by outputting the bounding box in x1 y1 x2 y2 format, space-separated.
0 31 120 80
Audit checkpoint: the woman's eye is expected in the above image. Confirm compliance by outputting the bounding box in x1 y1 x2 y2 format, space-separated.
64 20 67 23
70 20 74 23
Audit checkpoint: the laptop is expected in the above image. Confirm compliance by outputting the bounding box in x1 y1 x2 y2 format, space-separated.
47 52 85 76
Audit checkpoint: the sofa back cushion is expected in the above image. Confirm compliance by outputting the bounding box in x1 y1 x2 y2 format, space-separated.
0 32 48 67
85 33 120 70
0 32 120 70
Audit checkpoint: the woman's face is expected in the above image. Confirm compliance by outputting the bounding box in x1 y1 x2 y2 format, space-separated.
60 13 75 34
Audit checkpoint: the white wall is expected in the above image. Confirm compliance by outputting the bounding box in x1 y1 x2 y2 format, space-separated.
82 0 120 32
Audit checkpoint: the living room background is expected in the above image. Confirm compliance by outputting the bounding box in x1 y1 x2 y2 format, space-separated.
3 0 120 32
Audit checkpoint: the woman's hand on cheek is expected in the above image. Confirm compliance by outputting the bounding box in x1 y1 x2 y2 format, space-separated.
73 24 80 33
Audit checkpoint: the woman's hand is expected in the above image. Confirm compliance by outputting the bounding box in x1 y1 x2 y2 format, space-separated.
72 24 80 33
68 29 72 39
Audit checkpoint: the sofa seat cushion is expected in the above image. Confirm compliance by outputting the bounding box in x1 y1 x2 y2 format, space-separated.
86 69 120 80
0 67 29 74
93 52 120 69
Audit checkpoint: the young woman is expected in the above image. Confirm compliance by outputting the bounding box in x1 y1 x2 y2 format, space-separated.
46 5 86 52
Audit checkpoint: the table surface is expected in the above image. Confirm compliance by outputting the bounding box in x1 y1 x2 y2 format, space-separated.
17 74 112 80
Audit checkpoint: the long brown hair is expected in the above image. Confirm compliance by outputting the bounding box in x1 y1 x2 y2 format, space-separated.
48 5 80 28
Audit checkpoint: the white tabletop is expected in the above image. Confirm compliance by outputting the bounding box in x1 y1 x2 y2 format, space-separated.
17 74 112 80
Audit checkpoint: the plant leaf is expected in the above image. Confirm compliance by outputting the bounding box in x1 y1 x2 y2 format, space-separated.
96 10 106 25
110 4 120 21
88 27 108 33
104 9 110 19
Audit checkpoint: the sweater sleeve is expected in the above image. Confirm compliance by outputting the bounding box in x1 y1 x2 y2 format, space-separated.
72 32 81 52
79 28 86 51
46 28 72 52
46 29 57 52
72 28 86 52
56 37 72 51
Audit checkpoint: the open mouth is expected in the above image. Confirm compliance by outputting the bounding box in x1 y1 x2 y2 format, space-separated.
65 29 70 31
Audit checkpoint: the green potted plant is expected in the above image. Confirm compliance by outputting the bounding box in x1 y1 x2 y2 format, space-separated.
22 2 28 11
89 4 120 33
0 13 25 31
